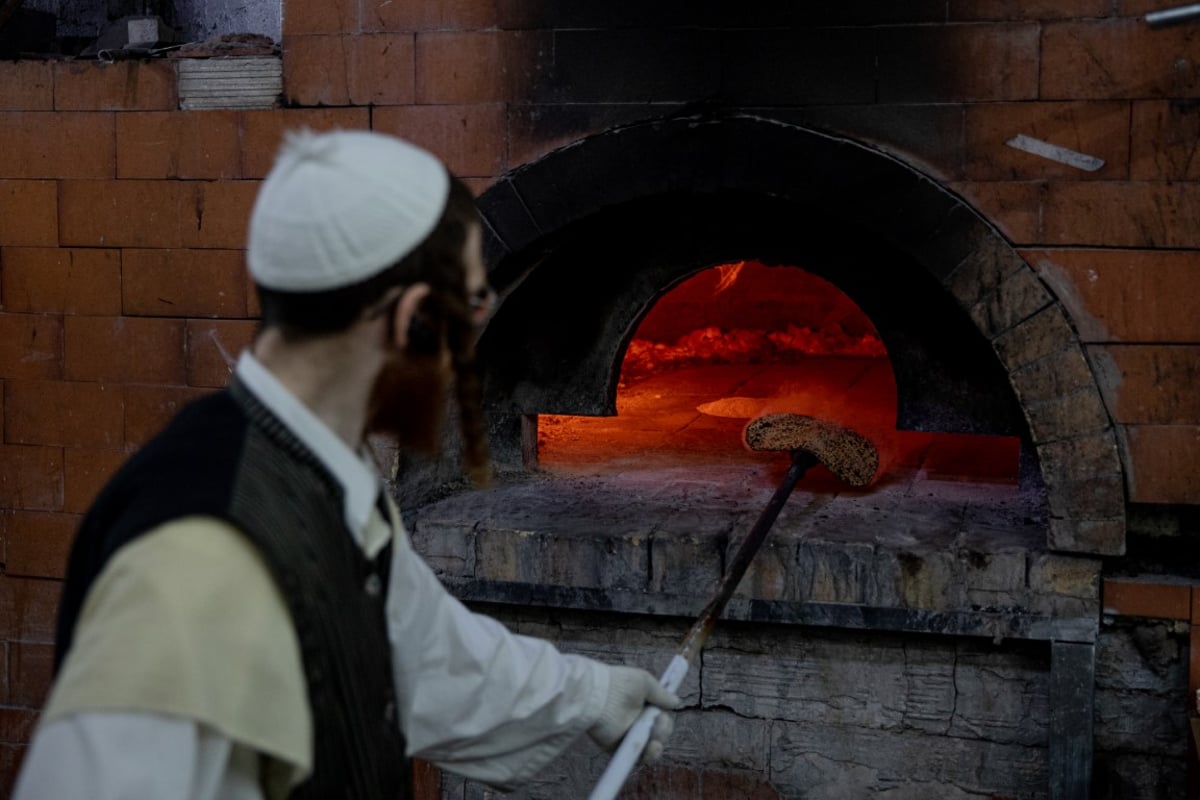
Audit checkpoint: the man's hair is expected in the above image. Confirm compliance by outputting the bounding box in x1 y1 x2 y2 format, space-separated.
255 173 492 485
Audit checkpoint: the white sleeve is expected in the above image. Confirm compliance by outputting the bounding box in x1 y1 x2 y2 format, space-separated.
386 526 611 789
13 712 264 800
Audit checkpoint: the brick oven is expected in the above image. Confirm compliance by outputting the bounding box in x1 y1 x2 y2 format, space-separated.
1 3 1199 799
392 112 1111 800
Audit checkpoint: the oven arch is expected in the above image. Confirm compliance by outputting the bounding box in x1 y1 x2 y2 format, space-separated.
475 114 1124 556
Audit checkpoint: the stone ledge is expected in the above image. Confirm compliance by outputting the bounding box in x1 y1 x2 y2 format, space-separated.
444 578 1098 644
408 467 1101 644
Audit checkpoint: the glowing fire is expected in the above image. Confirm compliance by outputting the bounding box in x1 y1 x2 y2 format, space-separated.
620 323 886 385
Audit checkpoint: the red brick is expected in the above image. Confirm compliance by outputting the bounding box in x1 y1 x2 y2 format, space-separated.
246 271 262 318
0 577 60 643
186 320 258 387
124 384 209 446
0 708 37 744
0 314 62 381
1124 424 1200 504
506 104 613 170
0 247 122 315
240 107 370 177
0 445 63 512
879 23 1040 103
4 511 78 580
64 316 186 384
1025 248 1200 342
415 31 546 104
53 60 177 111
1042 19 1200 100
180 181 258 249
963 101 1129 180
122 248 249 318
1042 182 1200 248
950 0 1110 19
59 179 191 248
282 35 350 106
6 380 124 449
8 642 54 706
117 111 242 179
63 447 129 514
364 0 499 32
0 112 116 179
1089 345 1200 424
344 34 419 105
0 62 52 111
372 104 507 177
284 0 359 35
0 182 57 247
1118 0 1166 13
1103 577 1192 619
1130 100 1200 180
947 180 1045 244
283 33 416 107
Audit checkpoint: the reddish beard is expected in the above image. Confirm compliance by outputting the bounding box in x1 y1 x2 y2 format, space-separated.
365 353 451 455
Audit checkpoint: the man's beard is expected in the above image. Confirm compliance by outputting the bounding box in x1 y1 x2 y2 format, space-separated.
365 353 450 456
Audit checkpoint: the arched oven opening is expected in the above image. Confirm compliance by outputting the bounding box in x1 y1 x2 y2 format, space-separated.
478 189 1045 523
538 259 1025 497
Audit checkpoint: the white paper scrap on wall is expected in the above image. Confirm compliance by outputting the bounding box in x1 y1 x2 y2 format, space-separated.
1005 134 1105 172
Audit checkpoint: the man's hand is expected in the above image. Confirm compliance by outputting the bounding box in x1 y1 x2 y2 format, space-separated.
588 665 682 763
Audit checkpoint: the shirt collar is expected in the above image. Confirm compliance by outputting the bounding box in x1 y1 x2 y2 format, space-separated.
234 351 391 557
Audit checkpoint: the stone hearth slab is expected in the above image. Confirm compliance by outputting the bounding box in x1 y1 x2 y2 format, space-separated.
407 461 1100 644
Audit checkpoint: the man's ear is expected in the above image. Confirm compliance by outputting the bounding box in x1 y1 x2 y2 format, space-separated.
392 283 438 354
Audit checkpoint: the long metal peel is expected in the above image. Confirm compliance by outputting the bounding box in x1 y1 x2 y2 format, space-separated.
588 413 878 800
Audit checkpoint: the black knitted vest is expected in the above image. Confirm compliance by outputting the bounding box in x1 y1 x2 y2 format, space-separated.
55 379 412 800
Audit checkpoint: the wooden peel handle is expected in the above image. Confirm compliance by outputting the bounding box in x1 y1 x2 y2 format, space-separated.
588 449 818 800
690 449 818 648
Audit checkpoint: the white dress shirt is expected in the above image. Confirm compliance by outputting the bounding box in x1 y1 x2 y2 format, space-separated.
14 351 610 799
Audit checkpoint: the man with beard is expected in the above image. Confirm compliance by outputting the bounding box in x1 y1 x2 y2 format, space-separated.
14 129 679 800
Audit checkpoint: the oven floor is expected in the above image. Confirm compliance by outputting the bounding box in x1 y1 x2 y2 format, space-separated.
531 357 1039 548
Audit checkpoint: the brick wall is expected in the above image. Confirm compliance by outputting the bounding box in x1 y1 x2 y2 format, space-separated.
0 1 1198 796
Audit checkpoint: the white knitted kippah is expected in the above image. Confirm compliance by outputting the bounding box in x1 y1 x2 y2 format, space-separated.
247 128 451 292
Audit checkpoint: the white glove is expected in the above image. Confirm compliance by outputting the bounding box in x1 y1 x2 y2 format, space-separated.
588 665 682 764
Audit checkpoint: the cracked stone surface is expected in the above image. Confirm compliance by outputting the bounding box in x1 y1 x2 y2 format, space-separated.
438 606 1055 799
